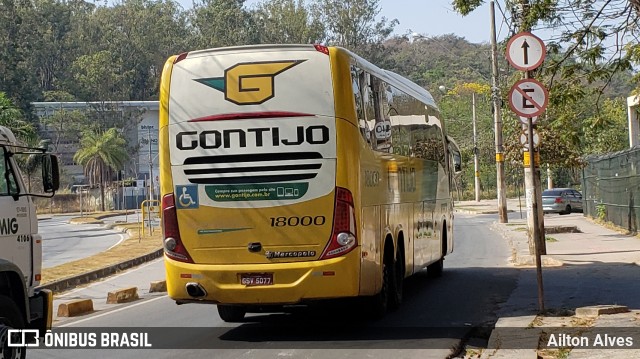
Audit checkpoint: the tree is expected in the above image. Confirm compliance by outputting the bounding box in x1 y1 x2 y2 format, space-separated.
252 0 326 44
452 0 639 93
73 128 129 211
0 92 38 143
312 0 397 65
0 0 42 115
72 50 134 101
191 0 258 48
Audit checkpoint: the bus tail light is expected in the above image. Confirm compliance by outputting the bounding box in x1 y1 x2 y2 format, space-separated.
162 193 194 263
314 44 329 55
320 187 357 260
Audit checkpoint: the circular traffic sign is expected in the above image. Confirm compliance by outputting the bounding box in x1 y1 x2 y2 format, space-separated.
506 32 546 71
520 129 540 150
508 78 548 118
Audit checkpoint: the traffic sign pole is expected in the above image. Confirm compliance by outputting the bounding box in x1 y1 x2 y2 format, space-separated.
507 30 547 313
527 116 545 313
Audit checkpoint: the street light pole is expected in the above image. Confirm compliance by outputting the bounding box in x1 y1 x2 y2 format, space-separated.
472 92 481 202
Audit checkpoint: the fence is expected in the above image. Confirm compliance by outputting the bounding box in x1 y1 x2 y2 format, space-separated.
582 146 640 232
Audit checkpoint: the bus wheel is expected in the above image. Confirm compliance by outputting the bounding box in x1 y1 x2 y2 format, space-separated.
369 248 394 319
217 305 246 323
390 249 404 309
427 258 443 278
0 295 26 359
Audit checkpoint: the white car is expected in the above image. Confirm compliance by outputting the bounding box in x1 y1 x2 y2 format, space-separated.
542 188 583 215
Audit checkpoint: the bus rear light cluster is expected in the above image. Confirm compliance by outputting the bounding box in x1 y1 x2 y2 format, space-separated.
162 193 194 263
320 187 357 260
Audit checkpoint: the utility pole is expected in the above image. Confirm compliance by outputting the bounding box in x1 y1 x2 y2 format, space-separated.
148 126 154 202
472 92 481 202
490 0 508 223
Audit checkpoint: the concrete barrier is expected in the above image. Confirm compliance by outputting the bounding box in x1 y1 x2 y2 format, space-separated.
57 299 94 317
107 287 139 304
149 280 167 293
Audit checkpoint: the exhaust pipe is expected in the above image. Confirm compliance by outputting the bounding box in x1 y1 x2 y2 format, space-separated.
186 282 207 298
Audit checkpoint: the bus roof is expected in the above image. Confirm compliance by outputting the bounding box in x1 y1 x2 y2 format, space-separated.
178 44 438 111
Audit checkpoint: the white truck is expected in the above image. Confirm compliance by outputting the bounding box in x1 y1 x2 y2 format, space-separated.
0 126 59 358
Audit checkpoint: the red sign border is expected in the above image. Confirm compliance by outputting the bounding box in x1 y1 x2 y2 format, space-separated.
508 78 549 118
506 32 547 71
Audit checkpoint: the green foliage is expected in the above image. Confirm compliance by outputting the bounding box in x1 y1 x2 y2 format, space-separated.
312 0 397 65
0 92 38 143
596 202 607 221
192 0 258 48
253 0 326 44
72 50 134 101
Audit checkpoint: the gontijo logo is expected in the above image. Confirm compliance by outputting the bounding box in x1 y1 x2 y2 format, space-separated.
195 60 305 105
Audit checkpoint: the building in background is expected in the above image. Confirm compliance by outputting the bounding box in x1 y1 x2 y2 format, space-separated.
32 101 159 186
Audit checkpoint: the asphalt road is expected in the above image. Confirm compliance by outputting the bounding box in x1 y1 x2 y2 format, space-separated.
31 213 520 359
40 215 126 268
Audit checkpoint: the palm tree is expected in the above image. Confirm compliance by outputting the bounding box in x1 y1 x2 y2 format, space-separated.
74 128 129 211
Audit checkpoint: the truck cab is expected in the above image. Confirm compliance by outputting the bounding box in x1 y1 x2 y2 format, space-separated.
0 125 59 358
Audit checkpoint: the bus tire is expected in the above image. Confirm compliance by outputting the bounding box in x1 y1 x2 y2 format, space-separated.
368 246 394 319
217 305 246 323
390 246 404 309
427 258 443 278
0 295 26 359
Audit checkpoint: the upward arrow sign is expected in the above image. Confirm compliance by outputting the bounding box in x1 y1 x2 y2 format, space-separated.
522 40 530 65
506 32 546 71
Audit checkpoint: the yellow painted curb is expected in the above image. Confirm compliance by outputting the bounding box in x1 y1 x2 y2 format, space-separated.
57 299 94 317
149 280 167 293
106 287 139 304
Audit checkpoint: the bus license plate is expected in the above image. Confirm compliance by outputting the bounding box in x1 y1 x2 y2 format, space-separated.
240 273 273 286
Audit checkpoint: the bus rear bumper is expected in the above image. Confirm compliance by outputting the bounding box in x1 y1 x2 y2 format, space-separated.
164 250 361 305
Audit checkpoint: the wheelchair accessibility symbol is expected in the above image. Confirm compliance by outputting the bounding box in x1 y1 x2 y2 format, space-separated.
176 185 199 209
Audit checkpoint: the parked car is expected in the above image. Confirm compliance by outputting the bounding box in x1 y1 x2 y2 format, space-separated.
542 188 583 215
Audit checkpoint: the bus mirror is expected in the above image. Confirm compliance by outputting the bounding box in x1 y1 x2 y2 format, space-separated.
42 154 60 193
453 153 462 173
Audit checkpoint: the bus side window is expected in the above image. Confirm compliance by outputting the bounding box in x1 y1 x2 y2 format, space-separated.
370 76 392 153
361 73 378 150
351 66 372 146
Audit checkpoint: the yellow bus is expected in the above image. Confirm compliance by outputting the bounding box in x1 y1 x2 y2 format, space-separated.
159 44 461 322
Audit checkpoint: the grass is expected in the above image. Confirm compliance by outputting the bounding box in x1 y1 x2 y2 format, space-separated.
41 224 162 284
546 236 558 242
68 217 104 225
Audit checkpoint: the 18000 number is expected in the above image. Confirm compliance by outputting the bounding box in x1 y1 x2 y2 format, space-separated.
270 216 326 227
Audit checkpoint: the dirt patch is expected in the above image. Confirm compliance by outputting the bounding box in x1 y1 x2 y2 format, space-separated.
41 225 162 284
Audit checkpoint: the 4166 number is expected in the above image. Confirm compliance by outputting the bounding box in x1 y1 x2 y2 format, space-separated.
270 216 326 227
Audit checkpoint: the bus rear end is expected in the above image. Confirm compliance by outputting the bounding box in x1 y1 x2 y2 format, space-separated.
159 45 360 316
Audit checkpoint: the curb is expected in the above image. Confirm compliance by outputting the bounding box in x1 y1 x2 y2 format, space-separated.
455 209 515 215
38 249 163 294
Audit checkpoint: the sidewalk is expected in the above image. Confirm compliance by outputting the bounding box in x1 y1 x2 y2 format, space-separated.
457 198 640 359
